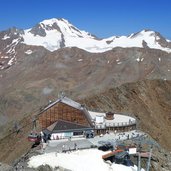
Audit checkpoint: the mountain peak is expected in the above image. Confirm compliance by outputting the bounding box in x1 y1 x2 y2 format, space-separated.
40 18 70 26
1 18 171 54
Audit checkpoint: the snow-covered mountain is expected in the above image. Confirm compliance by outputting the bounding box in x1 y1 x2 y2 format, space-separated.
21 18 171 53
1 18 171 53
0 18 171 69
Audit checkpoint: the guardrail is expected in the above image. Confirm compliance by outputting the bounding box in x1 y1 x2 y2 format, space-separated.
95 120 136 129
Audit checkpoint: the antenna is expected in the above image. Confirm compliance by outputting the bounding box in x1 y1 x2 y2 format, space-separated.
146 145 153 171
137 142 142 171
13 121 20 134
58 91 65 98
32 116 37 131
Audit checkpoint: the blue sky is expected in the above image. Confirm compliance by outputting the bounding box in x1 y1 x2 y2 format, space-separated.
0 0 171 39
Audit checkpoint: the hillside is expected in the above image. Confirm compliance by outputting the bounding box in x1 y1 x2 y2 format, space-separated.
1 80 171 171
0 47 171 138
81 80 171 150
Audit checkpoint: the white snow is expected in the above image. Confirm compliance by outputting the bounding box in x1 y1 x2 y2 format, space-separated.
0 56 9 59
8 56 15 66
2 34 10 40
25 49 33 55
23 29 62 51
12 38 20 44
136 57 140 62
117 61 122 64
136 57 144 62
77 59 83 62
28 149 144 171
6 47 15 54
159 58 161 62
20 18 171 53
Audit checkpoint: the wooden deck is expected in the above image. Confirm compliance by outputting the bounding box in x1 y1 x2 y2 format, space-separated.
102 149 123 159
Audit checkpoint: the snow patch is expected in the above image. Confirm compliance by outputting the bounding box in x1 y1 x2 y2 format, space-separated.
136 57 140 62
12 38 20 44
28 149 143 171
1 56 9 59
2 34 10 40
156 36 160 41
23 29 62 51
159 58 161 62
77 59 83 62
8 56 15 66
117 61 122 64
25 50 33 55
6 47 15 54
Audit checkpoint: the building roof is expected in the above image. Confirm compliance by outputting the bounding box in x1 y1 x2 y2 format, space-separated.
43 96 82 111
47 120 92 133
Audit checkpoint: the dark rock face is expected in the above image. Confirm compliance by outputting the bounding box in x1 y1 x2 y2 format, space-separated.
60 34 65 48
51 22 62 32
29 24 46 37
6 27 24 36
36 165 53 171
153 31 171 49
142 40 149 48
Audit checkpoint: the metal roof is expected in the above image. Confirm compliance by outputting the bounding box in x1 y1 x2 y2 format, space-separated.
47 119 92 133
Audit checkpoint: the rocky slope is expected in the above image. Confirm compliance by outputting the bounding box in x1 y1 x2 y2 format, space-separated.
81 79 171 171
81 80 171 151
0 47 171 138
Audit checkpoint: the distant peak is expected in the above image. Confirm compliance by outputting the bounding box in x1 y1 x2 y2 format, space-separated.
130 29 157 38
142 29 153 32
40 18 71 26
40 18 58 25
18 18 171 53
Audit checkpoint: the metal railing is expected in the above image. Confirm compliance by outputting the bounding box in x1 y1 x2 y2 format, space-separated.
95 120 136 129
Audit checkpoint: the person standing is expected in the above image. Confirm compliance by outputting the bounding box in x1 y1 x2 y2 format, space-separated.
74 143 77 150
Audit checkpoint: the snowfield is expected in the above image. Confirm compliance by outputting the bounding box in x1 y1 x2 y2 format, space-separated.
21 18 171 53
28 149 144 171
